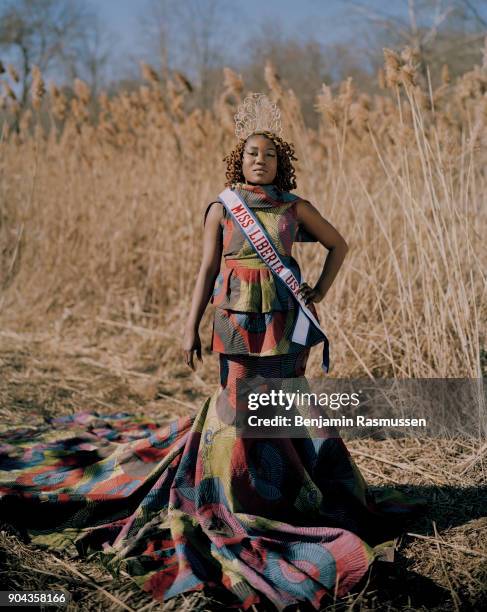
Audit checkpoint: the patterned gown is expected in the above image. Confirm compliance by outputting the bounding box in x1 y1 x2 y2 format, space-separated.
208 182 326 359
0 183 425 611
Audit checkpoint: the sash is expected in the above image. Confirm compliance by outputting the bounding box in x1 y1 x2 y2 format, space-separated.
218 187 330 374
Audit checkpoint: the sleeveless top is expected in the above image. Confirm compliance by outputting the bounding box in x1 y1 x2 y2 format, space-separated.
203 183 316 313
203 183 327 357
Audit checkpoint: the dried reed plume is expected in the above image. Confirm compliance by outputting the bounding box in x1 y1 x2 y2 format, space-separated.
140 62 160 85
31 65 45 110
383 48 401 87
315 83 338 125
223 67 244 98
173 71 193 93
441 63 451 85
74 78 91 105
7 64 19 83
264 60 283 101
49 83 68 121
2 81 17 101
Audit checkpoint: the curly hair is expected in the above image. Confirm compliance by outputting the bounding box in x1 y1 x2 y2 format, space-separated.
223 130 298 192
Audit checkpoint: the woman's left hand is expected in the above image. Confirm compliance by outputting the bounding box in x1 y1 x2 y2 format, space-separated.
298 282 324 304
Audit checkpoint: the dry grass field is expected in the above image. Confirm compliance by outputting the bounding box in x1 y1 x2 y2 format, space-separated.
0 47 486 610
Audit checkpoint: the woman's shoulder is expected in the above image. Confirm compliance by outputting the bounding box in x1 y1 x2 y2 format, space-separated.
290 197 320 243
291 195 311 208
203 200 227 225
292 197 320 221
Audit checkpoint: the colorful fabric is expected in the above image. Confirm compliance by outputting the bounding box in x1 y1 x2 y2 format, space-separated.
212 302 326 357
212 258 298 312
217 186 329 372
0 350 426 611
204 183 305 309
205 182 328 358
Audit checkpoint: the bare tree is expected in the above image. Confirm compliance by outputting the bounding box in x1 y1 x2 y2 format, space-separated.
0 0 110 105
239 24 334 125
59 18 114 96
348 0 486 83
138 0 241 107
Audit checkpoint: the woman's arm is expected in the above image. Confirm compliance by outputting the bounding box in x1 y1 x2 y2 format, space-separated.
294 199 349 304
182 202 223 370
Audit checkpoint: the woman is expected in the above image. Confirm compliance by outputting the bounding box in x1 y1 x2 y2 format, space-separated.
172 117 419 607
182 130 345 374
0 97 423 612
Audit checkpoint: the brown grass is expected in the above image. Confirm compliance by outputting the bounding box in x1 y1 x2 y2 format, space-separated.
0 45 486 610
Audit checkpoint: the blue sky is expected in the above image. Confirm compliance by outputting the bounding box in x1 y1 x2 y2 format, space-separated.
85 0 487 79
2 0 486 85
89 0 352 55
86 0 401 75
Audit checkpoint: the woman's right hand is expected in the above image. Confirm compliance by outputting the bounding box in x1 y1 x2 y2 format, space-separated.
182 327 202 371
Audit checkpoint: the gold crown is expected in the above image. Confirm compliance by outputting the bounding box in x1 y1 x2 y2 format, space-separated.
234 93 282 140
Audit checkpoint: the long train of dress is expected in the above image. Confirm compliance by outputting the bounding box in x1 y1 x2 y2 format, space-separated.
0 351 426 610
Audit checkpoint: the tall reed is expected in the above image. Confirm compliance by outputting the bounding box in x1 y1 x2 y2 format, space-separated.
0 48 485 377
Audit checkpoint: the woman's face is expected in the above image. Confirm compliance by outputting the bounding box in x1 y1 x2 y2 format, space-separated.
241 134 278 185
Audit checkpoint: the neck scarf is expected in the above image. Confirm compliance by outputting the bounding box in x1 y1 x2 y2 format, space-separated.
230 182 317 242
230 182 298 209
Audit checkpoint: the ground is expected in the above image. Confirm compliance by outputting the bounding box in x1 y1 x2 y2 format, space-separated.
0 328 485 611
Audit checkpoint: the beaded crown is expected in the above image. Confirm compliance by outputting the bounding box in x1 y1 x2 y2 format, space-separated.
234 93 283 140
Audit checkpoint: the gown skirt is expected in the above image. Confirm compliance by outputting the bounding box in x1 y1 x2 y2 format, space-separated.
0 348 425 611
